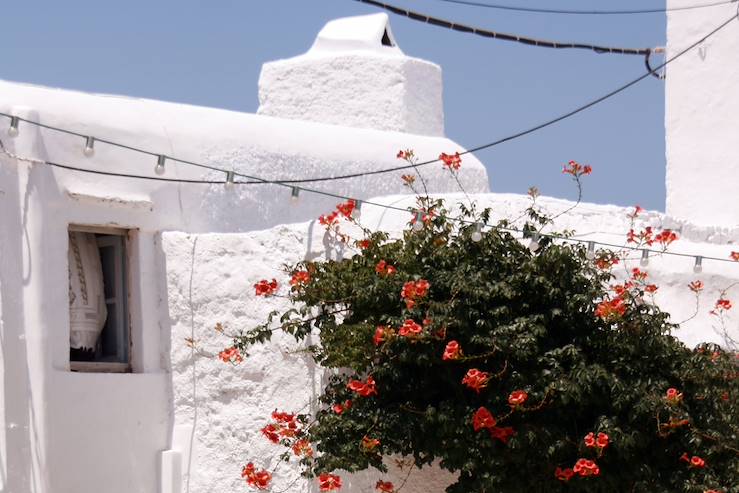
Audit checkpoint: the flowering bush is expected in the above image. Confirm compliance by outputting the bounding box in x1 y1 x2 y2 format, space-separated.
228 196 738 493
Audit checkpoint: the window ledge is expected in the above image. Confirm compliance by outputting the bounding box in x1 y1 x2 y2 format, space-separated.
70 361 131 373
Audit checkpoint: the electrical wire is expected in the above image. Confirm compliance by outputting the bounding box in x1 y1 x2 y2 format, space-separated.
0 11 735 188
354 0 653 55
0 137 734 266
431 0 738 15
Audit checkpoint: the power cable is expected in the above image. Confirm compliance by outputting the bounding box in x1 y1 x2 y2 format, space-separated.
354 0 653 55
0 11 735 187
431 0 738 15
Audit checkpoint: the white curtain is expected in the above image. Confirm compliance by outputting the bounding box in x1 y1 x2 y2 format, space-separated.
68 232 108 350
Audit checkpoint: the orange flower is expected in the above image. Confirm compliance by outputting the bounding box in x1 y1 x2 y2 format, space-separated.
645 284 658 293
489 426 515 444
439 152 462 171
318 473 342 491
462 369 490 393
400 280 430 309
573 458 600 477
554 467 575 482
254 279 278 296
290 270 310 287
472 406 497 431
689 280 704 292
242 463 272 490
375 480 395 492
666 387 683 404
332 400 352 414
374 326 388 346
398 319 423 338
357 239 371 249
595 297 626 321
442 340 462 360
375 260 397 276
347 376 377 397
292 439 313 457
508 390 528 407
654 229 678 247
361 436 380 452
319 211 339 227
336 199 356 218
715 298 732 311
218 347 243 364
585 432 609 450
731 251 739 261
690 456 706 468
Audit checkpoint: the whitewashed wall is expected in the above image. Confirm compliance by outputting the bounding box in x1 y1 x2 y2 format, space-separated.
164 193 738 493
665 1 739 228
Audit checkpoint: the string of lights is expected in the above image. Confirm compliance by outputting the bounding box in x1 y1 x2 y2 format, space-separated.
431 0 739 15
0 140 736 268
353 0 654 55
1 9 734 188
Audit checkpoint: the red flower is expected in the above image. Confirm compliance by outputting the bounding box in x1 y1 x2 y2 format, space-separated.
439 152 462 171
218 347 243 364
397 149 414 160
361 436 381 452
400 280 430 309
690 456 706 468
562 160 592 177
347 376 377 397
595 297 626 321
375 260 397 276
554 467 575 482
689 280 704 292
628 205 644 219
242 463 272 490
292 439 313 457
332 400 352 414
715 298 732 311
462 369 490 393
319 211 339 227
442 340 462 360
573 458 600 477
401 174 416 185
508 390 528 407
489 426 515 444
595 255 619 270
731 251 739 261
290 270 310 287
261 424 280 443
654 229 678 247
631 268 648 281
472 406 497 431
375 480 395 492
336 200 356 218
374 326 388 346
254 279 278 296
585 432 609 450
398 319 423 338
357 239 371 249
645 284 658 293
318 473 342 491
666 387 683 404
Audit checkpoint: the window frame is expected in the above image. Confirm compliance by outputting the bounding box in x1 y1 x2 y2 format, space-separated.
68 224 135 373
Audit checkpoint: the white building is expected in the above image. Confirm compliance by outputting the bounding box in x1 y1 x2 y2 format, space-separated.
0 6 737 493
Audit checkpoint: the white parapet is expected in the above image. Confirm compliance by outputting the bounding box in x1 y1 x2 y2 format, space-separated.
257 13 444 136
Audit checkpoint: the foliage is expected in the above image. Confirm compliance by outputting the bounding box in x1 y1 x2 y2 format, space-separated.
232 198 738 493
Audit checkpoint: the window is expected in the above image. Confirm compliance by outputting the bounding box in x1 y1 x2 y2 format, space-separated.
68 225 132 372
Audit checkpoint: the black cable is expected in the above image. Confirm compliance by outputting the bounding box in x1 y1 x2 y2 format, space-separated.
0 11 735 187
354 0 652 54
245 11 737 184
432 0 738 15
8 160 734 265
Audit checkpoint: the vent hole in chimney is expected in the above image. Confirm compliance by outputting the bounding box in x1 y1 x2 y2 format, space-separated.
381 29 394 47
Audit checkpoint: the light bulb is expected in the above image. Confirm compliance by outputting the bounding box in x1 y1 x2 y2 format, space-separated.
83 137 95 157
693 256 703 273
640 249 649 267
155 155 166 175
291 187 300 201
586 241 596 260
8 117 19 137
412 211 424 231
528 232 540 252
225 171 235 189
471 223 483 242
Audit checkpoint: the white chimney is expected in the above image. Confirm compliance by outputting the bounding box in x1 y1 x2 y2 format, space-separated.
257 13 444 136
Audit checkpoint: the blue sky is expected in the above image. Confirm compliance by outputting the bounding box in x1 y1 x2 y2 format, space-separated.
1 0 672 209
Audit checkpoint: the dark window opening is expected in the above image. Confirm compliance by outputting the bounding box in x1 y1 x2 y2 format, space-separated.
381 29 394 47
